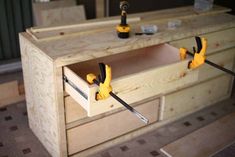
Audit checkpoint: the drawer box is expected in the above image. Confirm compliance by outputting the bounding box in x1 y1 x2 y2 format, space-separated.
67 98 160 155
63 44 199 116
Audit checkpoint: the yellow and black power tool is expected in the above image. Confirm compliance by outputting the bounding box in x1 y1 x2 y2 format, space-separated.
116 0 130 38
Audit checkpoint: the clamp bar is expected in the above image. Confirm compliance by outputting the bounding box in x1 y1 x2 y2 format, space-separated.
186 51 235 76
93 79 149 124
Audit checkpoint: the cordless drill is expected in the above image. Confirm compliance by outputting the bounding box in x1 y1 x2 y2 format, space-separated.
116 1 130 39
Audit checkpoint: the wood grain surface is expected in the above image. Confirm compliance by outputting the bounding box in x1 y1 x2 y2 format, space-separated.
21 6 235 67
161 111 235 157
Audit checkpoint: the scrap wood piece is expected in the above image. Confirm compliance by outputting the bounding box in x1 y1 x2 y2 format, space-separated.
40 5 86 27
33 0 76 26
0 81 25 107
28 17 141 41
160 112 235 157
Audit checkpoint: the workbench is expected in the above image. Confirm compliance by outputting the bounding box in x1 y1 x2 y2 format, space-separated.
19 5 235 157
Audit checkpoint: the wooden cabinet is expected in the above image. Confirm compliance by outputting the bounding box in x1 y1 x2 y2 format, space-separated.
19 6 235 157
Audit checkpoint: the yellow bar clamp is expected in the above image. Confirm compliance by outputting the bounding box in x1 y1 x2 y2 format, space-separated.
87 64 112 100
180 37 207 69
189 37 207 69
180 47 187 60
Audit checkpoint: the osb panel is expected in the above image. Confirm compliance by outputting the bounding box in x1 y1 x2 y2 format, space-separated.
40 5 86 26
19 35 62 157
26 13 235 67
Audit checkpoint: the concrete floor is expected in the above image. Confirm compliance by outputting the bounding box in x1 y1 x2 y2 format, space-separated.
0 97 234 157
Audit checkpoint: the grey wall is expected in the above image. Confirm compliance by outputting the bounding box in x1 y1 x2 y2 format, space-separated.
0 0 32 62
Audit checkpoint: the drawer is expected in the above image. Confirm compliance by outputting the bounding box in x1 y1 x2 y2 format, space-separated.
161 75 232 120
67 98 160 155
169 28 235 55
63 43 199 116
198 48 235 82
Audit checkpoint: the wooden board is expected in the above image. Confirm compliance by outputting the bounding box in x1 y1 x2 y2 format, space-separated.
31 5 230 35
96 0 105 18
161 75 232 120
27 17 141 41
40 5 86 26
19 34 67 157
0 81 25 108
67 98 160 155
160 111 235 157
24 13 235 67
32 0 76 26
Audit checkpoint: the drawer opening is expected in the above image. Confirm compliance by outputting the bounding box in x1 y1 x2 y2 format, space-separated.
67 43 181 82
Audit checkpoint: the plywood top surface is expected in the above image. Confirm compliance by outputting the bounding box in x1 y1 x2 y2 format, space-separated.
21 5 235 67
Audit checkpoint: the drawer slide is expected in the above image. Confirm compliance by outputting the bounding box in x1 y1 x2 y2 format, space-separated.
63 75 88 100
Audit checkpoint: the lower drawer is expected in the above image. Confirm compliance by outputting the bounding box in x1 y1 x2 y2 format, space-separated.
161 75 233 120
67 98 160 155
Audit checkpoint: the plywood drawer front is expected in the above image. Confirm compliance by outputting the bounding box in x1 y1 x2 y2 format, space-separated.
67 98 160 155
198 48 235 82
162 75 232 120
169 28 235 55
64 44 199 117
65 96 87 124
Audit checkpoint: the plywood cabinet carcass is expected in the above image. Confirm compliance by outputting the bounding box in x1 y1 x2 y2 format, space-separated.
19 5 235 157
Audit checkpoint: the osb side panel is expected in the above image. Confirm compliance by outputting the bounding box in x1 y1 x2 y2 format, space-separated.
19 34 63 157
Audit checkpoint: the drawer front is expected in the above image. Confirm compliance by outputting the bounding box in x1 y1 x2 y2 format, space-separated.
169 28 235 55
198 48 235 82
63 44 199 117
161 75 232 120
67 98 160 155
65 96 87 124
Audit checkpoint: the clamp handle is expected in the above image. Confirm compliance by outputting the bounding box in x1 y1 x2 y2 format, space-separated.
180 36 207 69
87 63 112 100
